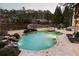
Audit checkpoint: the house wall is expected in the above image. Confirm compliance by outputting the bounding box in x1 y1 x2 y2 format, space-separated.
72 4 79 26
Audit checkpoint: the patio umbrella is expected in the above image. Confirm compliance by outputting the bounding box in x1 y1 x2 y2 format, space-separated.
67 26 79 30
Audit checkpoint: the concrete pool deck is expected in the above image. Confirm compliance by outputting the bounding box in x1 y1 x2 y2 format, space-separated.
8 28 79 56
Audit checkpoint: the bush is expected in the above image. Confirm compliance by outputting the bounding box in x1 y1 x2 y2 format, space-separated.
30 29 37 31
0 36 5 41
0 42 6 49
13 33 20 39
23 29 37 34
0 30 8 36
0 46 21 56
23 29 29 34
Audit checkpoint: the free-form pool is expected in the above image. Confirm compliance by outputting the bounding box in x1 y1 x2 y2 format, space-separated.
18 32 57 51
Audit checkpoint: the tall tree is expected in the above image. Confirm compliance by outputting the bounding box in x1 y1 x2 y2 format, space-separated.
63 5 73 27
44 10 53 20
53 6 62 25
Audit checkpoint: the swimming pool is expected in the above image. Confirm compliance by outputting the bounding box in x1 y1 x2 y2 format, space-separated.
18 32 57 51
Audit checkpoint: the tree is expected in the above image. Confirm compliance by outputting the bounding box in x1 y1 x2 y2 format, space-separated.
0 7 53 24
44 10 53 20
22 7 26 13
53 6 63 26
63 3 75 9
63 5 73 27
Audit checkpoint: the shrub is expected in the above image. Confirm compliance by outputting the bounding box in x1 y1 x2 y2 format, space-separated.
0 42 6 49
23 29 37 34
0 36 4 41
0 46 21 56
23 29 29 34
13 33 20 39
0 30 8 36
30 29 37 31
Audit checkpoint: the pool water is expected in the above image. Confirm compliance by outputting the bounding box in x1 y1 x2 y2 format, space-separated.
18 32 57 51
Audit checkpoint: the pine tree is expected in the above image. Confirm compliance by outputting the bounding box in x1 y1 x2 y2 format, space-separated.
53 6 62 25
63 6 73 27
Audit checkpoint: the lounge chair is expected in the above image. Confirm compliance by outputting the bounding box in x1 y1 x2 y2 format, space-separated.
66 34 73 39
75 32 79 38
66 32 79 43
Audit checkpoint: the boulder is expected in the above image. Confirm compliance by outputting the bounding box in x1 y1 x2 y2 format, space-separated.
23 29 37 34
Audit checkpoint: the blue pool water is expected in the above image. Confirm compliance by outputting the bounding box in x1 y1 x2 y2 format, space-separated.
18 32 57 51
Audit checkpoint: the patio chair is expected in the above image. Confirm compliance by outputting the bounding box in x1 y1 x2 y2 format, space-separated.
66 32 79 43
75 32 79 38
66 34 73 39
